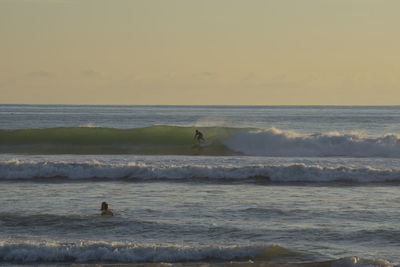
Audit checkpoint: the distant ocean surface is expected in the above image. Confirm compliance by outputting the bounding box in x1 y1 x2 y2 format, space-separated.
1 105 400 267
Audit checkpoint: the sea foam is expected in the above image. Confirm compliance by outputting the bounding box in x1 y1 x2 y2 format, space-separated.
224 128 400 157
0 241 396 266
1 159 399 183
0 241 271 263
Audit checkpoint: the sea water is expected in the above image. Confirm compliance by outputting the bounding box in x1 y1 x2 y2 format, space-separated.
0 105 399 266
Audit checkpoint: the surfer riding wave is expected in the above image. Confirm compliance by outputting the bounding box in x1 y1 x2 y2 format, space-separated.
194 129 205 144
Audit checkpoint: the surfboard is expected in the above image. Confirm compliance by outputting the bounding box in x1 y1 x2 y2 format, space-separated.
192 141 212 148
199 141 212 147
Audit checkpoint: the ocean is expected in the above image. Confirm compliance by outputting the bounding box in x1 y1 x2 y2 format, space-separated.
0 105 399 267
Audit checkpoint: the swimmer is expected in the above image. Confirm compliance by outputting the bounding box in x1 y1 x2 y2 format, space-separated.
100 201 114 216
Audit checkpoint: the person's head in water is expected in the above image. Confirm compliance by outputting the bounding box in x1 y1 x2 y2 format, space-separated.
101 202 108 211
101 201 113 216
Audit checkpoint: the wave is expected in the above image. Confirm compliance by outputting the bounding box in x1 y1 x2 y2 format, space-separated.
0 241 289 264
2 126 400 158
1 159 400 183
224 128 400 158
0 241 396 266
0 126 238 155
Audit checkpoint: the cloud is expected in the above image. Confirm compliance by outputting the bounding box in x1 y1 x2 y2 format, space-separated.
81 70 100 77
17 0 74 4
259 74 302 89
0 79 16 88
200 72 215 76
192 72 217 80
0 0 74 4
26 71 53 78
242 72 254 80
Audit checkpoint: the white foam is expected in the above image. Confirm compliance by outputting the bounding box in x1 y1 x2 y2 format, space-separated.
0 241 397 265
0 241 268 263
79 122 99 128
332 256 397 267
0 158 400 182
223 128 400 158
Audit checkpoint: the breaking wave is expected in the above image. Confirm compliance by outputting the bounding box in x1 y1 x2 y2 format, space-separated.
224 128 400 158
0 241 396 266
0 242 288 263
0 126 237 155
1 126 400 157
1 159 400 183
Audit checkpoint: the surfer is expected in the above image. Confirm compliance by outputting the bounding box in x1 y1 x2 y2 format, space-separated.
100 201 114 216
194 129 205 144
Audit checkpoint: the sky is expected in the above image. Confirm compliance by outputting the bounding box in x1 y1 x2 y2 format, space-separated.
1 0 400 105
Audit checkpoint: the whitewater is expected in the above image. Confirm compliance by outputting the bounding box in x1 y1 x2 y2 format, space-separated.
2 155 400 183
1 105 400 267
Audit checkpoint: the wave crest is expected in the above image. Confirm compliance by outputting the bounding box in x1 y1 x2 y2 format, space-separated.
0 241 278 263
0 241 395 266
2 126 400 157
224 128 400 157
1 159 400 183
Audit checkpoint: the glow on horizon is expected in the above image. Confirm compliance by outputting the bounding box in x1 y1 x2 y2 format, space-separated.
1 0 400 105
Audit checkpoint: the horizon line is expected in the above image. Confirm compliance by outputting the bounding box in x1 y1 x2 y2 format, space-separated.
1 103 400 107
